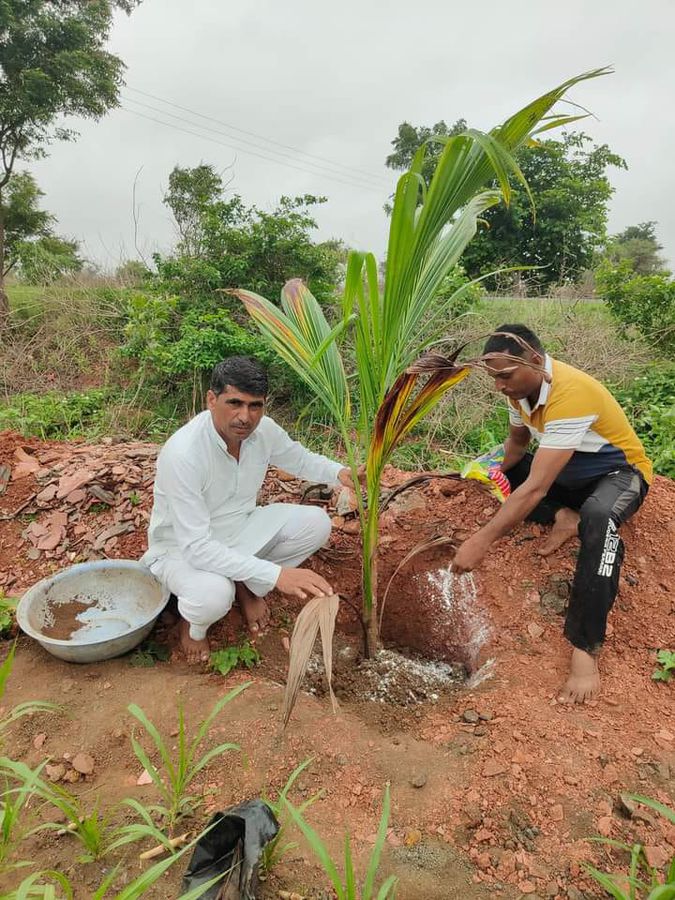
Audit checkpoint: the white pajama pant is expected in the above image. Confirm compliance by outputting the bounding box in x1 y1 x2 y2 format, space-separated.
149 505 331 640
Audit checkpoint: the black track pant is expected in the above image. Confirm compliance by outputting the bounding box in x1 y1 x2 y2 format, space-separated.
505 455 649 653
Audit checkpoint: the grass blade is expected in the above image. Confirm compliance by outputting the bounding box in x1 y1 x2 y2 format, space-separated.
128 704 175 780
190 681 250 751
362 785 392 899
129 734 169 804
189 742 240 778
376 874 399 899
626 795 675 826
344 832 356 899
583 865 630 899
283 798 344 899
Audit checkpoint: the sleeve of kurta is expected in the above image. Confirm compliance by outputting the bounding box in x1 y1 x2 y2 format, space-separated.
158 449 281 587
267 419 344 485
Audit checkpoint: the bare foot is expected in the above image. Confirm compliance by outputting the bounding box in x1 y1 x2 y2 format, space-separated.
178 618 210 665
558 648 600 703
236 583 270 635
539 507 580 556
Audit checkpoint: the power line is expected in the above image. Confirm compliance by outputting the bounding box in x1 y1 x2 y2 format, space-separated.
120 94 386 192
125 84 391 188
119 103 385 194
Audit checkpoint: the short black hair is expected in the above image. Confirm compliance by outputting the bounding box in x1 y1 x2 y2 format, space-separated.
209 356 269 397
483 323 544 357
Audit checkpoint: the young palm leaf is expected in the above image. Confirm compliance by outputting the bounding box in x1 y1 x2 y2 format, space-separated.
233 280 351 424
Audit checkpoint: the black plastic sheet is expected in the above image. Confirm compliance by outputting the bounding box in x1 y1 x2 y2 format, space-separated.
180 799 279 899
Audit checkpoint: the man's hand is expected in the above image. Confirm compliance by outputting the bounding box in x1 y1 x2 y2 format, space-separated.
275 567 334 600
451 533 490 574
337 465 366 491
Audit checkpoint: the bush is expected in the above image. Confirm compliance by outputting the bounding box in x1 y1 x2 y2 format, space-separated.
596 260 675 352
121 292 310 413
0 389 110 439
612 364 675 478
434 264 484 319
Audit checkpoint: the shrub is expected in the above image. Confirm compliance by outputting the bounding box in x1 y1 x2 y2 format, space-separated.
433 264 485 320
0 389 110 439
596 260 675 352
612 364 675 478
121 291 309 413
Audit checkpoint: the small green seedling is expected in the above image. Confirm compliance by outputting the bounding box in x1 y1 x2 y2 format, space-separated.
261 758 323 875
652 649 675 683
0 643 59 740
7 823 226 898
129 491 142 507
584 794 675 898
129 640 171 667
283 784 397 899
128 682 249 829
209 642 260 676
0 593 16 638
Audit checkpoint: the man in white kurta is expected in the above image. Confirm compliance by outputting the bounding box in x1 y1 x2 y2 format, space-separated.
142 356 354 662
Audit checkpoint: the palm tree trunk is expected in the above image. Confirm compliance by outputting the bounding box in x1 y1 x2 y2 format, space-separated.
363 501 381 658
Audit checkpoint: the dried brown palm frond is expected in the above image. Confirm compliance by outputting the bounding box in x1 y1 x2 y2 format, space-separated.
282 594 340 729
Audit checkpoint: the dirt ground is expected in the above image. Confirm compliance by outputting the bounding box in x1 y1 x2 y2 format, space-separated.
0 430 673 899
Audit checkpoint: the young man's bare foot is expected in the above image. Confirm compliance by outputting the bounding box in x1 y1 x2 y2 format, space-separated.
539 507 580 556
236 583 270 635
558 648 600 703
178 618 210 665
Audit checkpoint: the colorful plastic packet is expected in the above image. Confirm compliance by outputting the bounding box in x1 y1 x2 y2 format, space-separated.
461 445 512 503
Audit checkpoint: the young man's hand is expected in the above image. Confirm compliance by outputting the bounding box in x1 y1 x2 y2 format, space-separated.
451 533 490 574
276 567 334 600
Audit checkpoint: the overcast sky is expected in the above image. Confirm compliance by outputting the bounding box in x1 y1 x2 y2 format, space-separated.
30 0 675 272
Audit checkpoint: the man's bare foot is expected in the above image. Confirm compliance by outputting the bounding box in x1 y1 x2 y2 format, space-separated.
236 583 270 635
178 618 210 665
558 648 600 703
539 507 580 556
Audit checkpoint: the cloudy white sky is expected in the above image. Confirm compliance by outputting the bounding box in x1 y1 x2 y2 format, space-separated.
30 0 675 271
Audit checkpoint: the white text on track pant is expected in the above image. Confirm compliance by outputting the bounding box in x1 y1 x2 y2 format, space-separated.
148 505 332 640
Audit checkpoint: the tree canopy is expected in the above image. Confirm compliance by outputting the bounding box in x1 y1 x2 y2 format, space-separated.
158 164 345 305
386 123 626 289
605 221 667 275
1 170 82 281
0 0 138 316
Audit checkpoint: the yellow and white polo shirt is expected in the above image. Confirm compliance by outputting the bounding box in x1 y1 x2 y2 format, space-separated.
508 356 653 487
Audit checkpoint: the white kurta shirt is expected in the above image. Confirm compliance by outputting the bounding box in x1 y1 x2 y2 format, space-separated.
141 411 343 590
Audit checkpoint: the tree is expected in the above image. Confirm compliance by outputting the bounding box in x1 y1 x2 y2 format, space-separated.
0 170 82 282
605 221 667 275
15 234 83 283
0 171 52 277
386 126 625 289
164 164 226 258
384 119 466 213
115 259 150 286
0 0 139 320
158 164 345 304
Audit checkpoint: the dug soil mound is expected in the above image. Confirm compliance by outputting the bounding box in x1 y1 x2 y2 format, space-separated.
0 430 674 898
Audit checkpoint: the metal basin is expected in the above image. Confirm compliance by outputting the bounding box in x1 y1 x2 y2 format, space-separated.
17 560 169 663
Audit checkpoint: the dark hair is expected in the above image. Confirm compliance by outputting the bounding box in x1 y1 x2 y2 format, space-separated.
209 356 269 397
483 323 544 357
